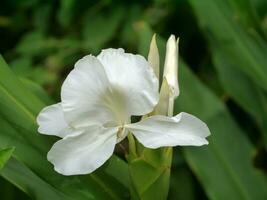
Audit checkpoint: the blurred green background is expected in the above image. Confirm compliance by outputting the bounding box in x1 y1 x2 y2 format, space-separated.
1 0 267 199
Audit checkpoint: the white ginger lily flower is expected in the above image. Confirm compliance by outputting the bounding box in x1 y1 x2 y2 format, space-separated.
37 48 210 176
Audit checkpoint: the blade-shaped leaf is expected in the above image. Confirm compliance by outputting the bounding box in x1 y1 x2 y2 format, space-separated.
209 39 267 146
188 0 267 92
0 147 14 170
188 0 267 146
175 62 267 200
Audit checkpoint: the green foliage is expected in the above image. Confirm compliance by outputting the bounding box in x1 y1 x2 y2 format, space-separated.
187 0 267 146
176 63 267 200
0 147 14 170
1 0 267 199
127 134 172 200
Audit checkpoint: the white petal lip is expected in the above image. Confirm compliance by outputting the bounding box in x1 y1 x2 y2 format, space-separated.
125 112 210 149
47 126 118 175
61 49 159 128
36 103 72 138
61 55 123 128
97 48 159 116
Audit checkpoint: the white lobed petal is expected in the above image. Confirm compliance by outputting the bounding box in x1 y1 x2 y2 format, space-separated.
126 112 210 149
47 126 118 175
97 48 159 116
61 55 127 128
36 103 72 138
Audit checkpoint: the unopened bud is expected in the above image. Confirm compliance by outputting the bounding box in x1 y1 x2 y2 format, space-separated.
163 35 179 99
148 34 160 79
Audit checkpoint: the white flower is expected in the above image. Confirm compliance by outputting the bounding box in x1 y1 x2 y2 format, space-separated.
37 48 210 176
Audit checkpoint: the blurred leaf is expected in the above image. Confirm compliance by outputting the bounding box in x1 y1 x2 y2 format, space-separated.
33 3 52 32
226 0 264 34
120 5 142 48
0 176 30 200
16 31 58 57
209 39 267 146
57 0 76 28
0 55 129 199
9 57 57 86
251 0 267 20
0 147 14 170
188 0 267 146
20 78 53 105
82 7 125 52
9 57 32 76
188 0 267 92
7 0 39 9
175 62 267 200
1 157 70 200
168 167 195 200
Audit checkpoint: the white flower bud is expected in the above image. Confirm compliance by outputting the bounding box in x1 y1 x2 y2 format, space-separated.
148 34 160 79
163 35 179 99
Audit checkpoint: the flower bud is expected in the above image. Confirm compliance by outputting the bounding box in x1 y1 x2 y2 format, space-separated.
163 35 179 99
148 34 160 79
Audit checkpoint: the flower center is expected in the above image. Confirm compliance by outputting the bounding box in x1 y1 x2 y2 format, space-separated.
116 125 128 143
102 86 129 126
117 126 124 138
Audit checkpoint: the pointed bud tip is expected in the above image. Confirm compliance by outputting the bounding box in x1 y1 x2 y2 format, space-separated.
167 34 176 43
148 33 160 79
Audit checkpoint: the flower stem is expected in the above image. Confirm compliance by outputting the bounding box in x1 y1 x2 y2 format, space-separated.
127 133 137 157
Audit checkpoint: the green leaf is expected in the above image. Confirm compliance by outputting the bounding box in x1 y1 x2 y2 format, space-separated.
175 62 267 200
168 167 195 200
0 55 129 199
188 0 267 92
82 7 125 52
20 78 53 105
0 176 30 200
57 0 76 27
0 147 14 170
127 141 172 200
209 39 267 146
16 31 59 57
188 0 267 146
1 158 70 200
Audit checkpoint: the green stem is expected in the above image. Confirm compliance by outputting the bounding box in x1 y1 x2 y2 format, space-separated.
168 97 174 117
127 133 137 157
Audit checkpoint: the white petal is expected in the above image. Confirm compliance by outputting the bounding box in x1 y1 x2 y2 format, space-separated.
61 55 128 128
97 48 159 116
47 126 118 175
37 103 72 138
126 112 210 149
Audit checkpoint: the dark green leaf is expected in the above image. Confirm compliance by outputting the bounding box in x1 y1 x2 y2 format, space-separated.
82 7 125 52
0 147 14 170
175 62 267 200
188 0 267 92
